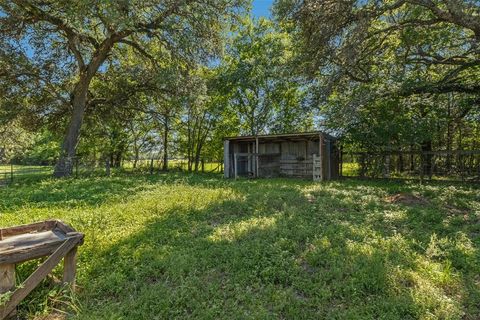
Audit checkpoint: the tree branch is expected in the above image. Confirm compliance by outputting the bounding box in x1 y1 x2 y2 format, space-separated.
117 39 157 65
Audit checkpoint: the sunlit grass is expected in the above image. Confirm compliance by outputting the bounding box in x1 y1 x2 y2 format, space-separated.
0 173 478 319
341 162 360 176
208 215 279 243
120 160 222 172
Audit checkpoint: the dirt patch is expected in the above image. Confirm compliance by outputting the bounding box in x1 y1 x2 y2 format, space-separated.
385 193 429 206
445 204 470 216
305 194 316 203
300 260 316 275
35 312 67 320
444 204 474 222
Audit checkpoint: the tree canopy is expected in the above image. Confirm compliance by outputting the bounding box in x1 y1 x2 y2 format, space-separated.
275 0 479 163
0 0 478 177
0 0 246 175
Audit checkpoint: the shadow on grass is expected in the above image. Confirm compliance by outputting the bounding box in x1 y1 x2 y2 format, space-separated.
307 178 480 318
0 172 222 211
3 174 478 319
79 177 473 319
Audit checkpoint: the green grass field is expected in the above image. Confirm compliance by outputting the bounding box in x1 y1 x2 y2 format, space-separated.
0 162 222 185
120 159 222 173
0 173 479 319
341 162 360 176
0 165 53 183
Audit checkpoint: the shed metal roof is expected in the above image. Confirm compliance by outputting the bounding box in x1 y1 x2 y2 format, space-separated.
224 131 337 142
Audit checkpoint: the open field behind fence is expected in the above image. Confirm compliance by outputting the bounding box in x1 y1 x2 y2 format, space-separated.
2 150 479 185
0 164 53 184
0 159 223 185
120 159 223 173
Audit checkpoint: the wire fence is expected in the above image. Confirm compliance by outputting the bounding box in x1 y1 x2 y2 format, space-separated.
119 158 223 174
0 163 53 185
0 157 224 186
340 150 480 182
2 150 479 185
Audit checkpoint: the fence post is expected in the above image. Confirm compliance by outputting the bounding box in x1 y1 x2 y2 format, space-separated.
359 153 366 178
383 153 390 178
339 146 343 177
234 153 238 179
201 159 205 172
150 158 154 175
10 163 13 183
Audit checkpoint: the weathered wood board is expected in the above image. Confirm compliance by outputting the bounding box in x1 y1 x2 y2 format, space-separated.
0 229 68 265
0 220 83 320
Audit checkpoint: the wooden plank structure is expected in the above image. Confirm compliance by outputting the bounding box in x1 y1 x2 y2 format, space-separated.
0 220 83 319
224 131 339 180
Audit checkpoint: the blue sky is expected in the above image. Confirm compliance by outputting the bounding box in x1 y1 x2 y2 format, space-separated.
251 0 274 18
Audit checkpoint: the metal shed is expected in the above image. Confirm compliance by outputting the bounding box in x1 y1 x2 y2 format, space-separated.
223 131 339 180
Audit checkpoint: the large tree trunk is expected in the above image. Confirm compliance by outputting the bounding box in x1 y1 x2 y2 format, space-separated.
187 119 193 172
114 150 123 168
133 149 139 169
53 78 89 177
421 140 433 179
194 152 200 172
194 140 204 172
53 36 117 177
446 96 452 172
397 149 404 173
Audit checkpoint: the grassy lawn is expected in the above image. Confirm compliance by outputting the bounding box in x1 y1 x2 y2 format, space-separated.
0 173 479 319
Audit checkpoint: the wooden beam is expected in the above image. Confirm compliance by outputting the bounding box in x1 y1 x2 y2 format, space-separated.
340 144 343 177
247 143 251 174
319 133 324 181
0 221 56 238
0 264 15 318
234 153 238 180
232 152 259 156
327 139 331 180
0 230 82 265
255 137 259 178
63 247 77 288
54 220 75 234
223 140 230 178
0 232 68 265
312 155 320 181
0 237 81 319
0 265 14 293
